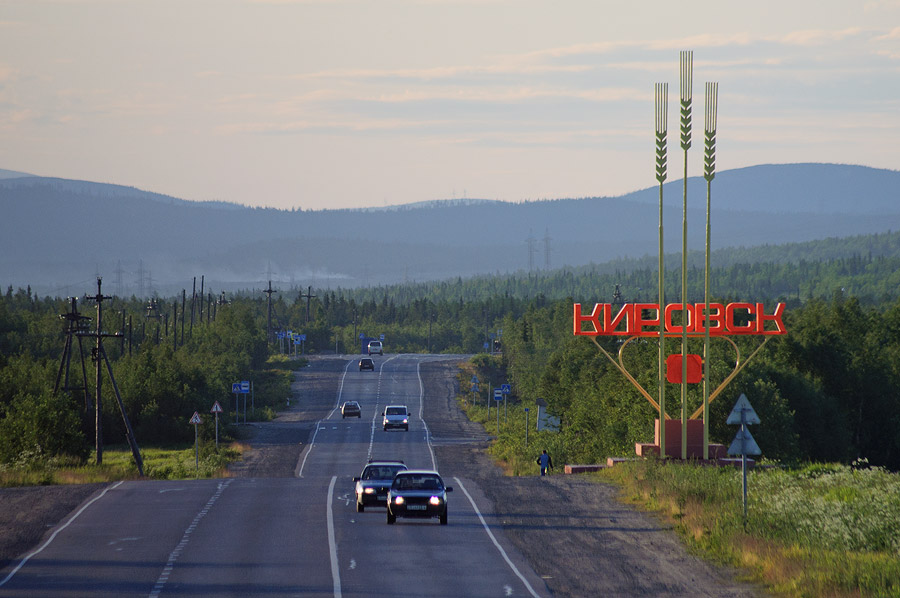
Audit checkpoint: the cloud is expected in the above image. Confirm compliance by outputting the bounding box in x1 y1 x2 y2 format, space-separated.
781 27 864 46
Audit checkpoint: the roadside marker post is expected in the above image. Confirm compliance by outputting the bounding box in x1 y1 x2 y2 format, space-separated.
189 411 202 473
524 407 530 448
494 389 502 434
726 393 761 526
210 401 223 450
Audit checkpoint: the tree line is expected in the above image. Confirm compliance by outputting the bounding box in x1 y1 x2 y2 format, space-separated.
3 230 900 469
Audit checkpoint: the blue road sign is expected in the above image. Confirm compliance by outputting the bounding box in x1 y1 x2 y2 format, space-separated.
493 389 502 401
232 383 241 393
501 384 511 394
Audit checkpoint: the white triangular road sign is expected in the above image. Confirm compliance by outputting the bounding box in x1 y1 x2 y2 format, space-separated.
726 393 761 425
728 427 761 456
211 401 223 414
189 412 202 425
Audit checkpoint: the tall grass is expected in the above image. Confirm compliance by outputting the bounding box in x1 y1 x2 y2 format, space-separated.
0 443 243 486
601 459 900 598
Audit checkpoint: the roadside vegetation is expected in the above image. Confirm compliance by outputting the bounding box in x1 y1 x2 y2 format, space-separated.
0 443 244 487
601 459 900 598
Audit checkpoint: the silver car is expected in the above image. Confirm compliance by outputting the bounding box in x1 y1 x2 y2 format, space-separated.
382 405 409 431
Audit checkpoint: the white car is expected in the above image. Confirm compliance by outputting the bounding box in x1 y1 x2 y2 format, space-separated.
382 405 409 431
367 340 383 355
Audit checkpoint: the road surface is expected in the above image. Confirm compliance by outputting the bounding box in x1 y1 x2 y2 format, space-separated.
0 355 547 597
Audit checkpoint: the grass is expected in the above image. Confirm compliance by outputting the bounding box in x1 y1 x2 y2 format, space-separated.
0 442 245 486
599 459 900 598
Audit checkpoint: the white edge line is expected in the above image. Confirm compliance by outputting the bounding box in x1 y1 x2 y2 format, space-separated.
416 359 438 471
454 477 542 598
296 358 355 478
327 475 342 598
0 480 125 587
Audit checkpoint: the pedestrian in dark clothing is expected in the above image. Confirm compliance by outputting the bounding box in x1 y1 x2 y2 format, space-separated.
537 450 553 476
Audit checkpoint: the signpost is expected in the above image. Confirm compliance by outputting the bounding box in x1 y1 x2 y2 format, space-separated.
210 401 223 449
727 393 761 526
494 389 502 434
501 384 510 423
240 380 250 423
189 411 202 473
524 407 530 448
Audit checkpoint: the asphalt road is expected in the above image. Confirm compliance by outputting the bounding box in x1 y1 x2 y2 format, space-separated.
0 355 548 598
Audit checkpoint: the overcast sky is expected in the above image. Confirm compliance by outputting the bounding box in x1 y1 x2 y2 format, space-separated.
1 0 898 211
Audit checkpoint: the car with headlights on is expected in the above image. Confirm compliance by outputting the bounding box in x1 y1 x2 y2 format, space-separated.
386 470 452 525
353 460 407 512
359 357 375 371
382 405 409 431
341 401 361 418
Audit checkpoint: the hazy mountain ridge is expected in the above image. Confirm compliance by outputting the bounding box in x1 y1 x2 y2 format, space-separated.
1 163 899 296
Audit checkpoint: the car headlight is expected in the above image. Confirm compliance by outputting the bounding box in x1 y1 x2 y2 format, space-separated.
394 496 405 505
364 487 375 494
429 496 442 506
402 418 408 423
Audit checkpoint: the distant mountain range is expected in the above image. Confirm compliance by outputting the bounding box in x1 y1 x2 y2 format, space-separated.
1 163 898 297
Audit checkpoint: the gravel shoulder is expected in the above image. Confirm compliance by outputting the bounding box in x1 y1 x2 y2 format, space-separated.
0 355 768 597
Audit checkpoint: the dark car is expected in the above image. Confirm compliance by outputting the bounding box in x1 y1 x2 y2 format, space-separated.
353 460 407 512
359 357 375 371
386 470 452 525
341 401 361 418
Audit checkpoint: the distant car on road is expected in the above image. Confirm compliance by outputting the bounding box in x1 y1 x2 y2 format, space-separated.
359 357 375 371
341 401 361 418
382 405 409 431
387 470 452 525
353 460 407 512
367 340 383 355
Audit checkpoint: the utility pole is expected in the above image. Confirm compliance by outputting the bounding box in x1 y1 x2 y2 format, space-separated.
55 297 91 411
84 278 144 474
263 281 277 343
300 285 316 324
198 275 204 322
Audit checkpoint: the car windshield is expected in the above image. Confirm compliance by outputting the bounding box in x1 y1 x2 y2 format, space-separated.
393 474 442 491
363 465 404 480
385 407 405 416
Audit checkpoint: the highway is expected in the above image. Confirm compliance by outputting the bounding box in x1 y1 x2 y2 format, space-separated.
0 355 548 597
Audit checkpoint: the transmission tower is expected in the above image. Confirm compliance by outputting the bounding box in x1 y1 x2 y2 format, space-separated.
543 228 552 269
526 229 537 271
263 281 277 343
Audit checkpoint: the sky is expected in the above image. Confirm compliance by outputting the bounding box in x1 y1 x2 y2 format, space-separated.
1 0 898 211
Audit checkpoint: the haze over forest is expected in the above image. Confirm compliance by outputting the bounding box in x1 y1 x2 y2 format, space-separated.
2 163 899 298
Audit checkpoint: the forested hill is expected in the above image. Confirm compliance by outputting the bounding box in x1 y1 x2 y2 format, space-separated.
1 163 898 296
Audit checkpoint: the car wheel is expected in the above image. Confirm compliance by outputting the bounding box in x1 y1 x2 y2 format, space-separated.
387 511 396 525
357 502 364 513
440 510 448 525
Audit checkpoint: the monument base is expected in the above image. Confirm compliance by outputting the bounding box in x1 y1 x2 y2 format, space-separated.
635 419 727 460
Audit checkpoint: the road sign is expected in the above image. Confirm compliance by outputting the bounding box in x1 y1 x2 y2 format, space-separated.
471 375 479 384
500 384 511 394
298 334 306 341
189 412 202 425
493 389 502 401
231 383 241 393
728 427 761 456
211 401 223 413
471 384 479 392
726 393 760 425
240 381 250 393
380 334 385 341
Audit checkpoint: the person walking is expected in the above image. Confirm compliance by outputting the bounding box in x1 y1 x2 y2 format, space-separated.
537 449 553 476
